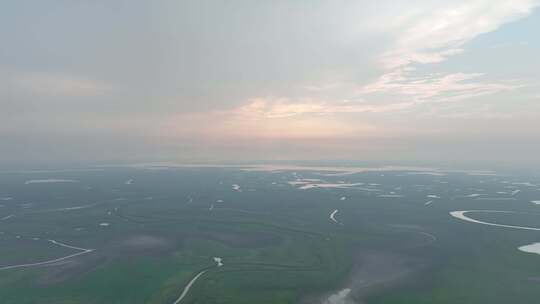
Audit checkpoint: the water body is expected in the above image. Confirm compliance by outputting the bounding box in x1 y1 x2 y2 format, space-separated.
518 243 540 255
0 240 94 271
330 209 340 224
172 270 207 304
24 179 78 185
450 210 540 231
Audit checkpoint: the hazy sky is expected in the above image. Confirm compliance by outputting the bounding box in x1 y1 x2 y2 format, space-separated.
2 1 540 166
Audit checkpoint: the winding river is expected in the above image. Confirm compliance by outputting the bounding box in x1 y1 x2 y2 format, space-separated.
172 270 208 304
172 257 224 303
449 210 540 231
0 239 94 271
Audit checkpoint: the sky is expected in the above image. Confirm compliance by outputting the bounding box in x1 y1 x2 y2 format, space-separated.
1 0 540 167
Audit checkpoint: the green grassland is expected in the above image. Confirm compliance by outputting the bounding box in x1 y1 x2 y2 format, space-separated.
0 167 539 303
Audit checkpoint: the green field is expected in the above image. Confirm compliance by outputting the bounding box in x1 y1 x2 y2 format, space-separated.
0 165 539 303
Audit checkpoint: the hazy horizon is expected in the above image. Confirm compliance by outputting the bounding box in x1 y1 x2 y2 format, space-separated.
2 1 540 167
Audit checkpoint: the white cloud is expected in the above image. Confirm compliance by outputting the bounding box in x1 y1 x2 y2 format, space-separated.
360 70 521 104
382 0 539 69
267 1 538 119
356 0 538 111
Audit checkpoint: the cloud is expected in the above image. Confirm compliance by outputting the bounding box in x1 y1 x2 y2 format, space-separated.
11 72 109 98
360 70 521 104
236 97 415 118
162 98 383 141
381 48 464 69
253 1 538 120
381 0 539 68
353 0 539 112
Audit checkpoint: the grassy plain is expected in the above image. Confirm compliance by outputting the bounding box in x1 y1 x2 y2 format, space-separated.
0 166 539 303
